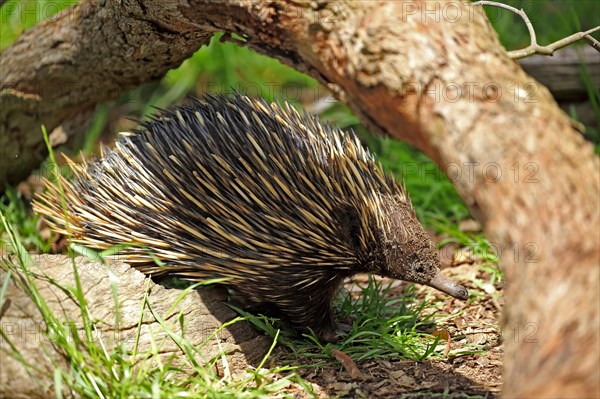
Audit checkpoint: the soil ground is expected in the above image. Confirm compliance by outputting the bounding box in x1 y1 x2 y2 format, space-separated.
276 250 504 398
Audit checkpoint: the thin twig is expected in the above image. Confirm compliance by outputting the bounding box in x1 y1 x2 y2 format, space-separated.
508 26 600 59
473 1 600 59
584 33 600 51
473 1 537 47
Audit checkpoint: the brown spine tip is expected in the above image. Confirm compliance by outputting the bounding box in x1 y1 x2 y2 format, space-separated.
427 273 469 300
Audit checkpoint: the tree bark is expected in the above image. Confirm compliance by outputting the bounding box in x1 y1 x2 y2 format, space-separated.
0 255 271 398
1 1 598 398
0 0 213 189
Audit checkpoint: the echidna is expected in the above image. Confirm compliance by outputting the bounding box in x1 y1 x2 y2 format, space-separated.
34 94 468 342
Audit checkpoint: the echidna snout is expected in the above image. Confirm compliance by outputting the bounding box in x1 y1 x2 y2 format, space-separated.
369 197 468 301
34 94 469 343
427 273 469 300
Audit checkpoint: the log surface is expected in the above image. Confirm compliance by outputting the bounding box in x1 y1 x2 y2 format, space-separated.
1 1 598 397
0 255 271 398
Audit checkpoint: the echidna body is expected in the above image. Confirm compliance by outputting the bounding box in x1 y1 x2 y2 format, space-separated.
34 94 468 342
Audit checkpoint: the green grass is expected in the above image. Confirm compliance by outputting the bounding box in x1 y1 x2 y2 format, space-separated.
0 187 51 252
478 0 600 50
1 207 494 397
236 280 486 367
0 0 79 49
3 0 593 396
1 216 311 398
0 126 497 398
1 201 493 398
476 0 600 150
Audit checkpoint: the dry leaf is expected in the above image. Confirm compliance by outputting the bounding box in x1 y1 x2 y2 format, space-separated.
454 317 467 331
483 283 496 294
431 329 451 356
331 348 361 379
467 332 488 346
330 382 357 396
389 370 418 388
476 355 490 367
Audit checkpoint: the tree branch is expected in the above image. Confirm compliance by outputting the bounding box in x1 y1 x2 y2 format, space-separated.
1 1 598 397
473 1 600 59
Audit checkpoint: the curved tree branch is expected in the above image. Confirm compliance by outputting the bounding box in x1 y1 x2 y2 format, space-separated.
0 1 215 189
473 1 600 59
1 1 598 398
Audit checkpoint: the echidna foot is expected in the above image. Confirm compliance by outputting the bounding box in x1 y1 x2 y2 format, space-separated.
316 325 340 343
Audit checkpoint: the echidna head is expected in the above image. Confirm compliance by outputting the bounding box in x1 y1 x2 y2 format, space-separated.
358 195 468 300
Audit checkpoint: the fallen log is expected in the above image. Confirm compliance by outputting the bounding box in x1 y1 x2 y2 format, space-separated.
1 1 598 397
0 255 271 398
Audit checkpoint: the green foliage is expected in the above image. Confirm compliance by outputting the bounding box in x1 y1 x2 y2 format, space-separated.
0 1 593 394
233 277 484 370
0 187 51 253
479 0 600 49
1 132 314 398
577 58 600 149
162 33 317 103
476 0 600 151
0 0 78 50
0 228 310 398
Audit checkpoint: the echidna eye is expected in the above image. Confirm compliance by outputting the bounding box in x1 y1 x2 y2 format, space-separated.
416 265 425 273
